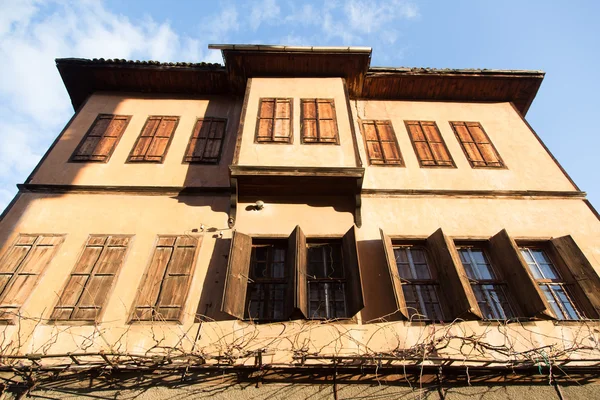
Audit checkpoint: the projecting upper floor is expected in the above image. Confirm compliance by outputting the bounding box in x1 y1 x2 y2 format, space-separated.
23 46 580 194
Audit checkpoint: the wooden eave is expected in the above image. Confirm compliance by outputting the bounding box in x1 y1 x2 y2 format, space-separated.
56 47 545 115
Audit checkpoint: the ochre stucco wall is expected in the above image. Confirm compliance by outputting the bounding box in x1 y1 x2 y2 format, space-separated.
28 94 241 188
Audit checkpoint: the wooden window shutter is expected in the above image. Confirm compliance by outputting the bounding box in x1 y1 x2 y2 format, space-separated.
488 230 552 318
71 114 130 162
551 235 600 318
221 231 252 319
184 118 227 163
450 122 504 168
426 229 482 319
301 99 339 144
405 121 455 167
342 225 365 317
379 229 409 319
255 99 292 143
0 235 64 321
132 236 201 322
51 235 131 322
287 225 307 318
128 116 179 163
362 121 404 166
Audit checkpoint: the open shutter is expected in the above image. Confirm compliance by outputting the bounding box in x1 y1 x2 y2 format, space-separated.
287 225 307 318
380 229 409 318
488 230 552 318
426 229 481 319
551 235 600 318
221 231 252 319
342 225 365 317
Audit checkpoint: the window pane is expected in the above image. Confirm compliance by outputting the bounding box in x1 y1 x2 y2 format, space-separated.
551 285 580 320
540 285 565 319
308 282 346 319
531 249 559 279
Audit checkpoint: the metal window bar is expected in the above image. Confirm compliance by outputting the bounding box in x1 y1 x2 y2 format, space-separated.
246 245 288 320
307 244 347 319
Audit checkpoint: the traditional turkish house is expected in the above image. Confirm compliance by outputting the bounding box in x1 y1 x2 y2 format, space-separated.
0 44 599 398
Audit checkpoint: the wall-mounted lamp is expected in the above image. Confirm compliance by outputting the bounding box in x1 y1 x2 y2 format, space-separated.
255 200 265 210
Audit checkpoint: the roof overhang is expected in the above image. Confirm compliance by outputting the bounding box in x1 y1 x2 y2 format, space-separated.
56 44 545 115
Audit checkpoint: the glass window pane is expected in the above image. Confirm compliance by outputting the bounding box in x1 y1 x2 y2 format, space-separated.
552 285 580 320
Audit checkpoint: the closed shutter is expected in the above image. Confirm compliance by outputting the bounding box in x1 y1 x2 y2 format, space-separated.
362 121 404 165
551 235 600 318
184 118 227 163
450 122 504 168
0 235 64 321
132 236 201 322
221 231 252 319
255 99 292 143
380 229 409 319
405 121 455 167
51 235 131 322
426 229 481 319
128 116 179 163
71 114 130 162
342 225 365 317
287 225 307 318
301 99 339 144
488 230 552 318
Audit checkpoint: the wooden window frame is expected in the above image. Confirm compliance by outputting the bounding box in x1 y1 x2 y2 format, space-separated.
0 234 65 324
127 116 179 163
254 98 293 144
49 235 133 325
518 242 587 320
449 121 506 169
129 235 202 324
183 117 228 164
300 98 340 145
360 120 405 166
404 121 456 168
456 244 517 320
392 243 444 321
69 114 131 163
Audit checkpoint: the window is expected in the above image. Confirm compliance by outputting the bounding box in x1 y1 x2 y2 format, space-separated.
404 121 455 167
184 118 227 163
71 114 130 162
255 98 292 143
128 116 179 163
131 236 201 322
0 235 64 322
301 99 339 144
457 246 515 320
246 243 288 320
51 235 131 322
307 243 347 319
222 226 364 321
520 247 582 320
361 120 404 166
450 122 504 168
393 246 443 321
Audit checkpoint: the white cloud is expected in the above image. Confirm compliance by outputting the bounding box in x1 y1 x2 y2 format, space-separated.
250 0 281 31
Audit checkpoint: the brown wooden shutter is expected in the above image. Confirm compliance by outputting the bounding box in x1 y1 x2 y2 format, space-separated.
551 235 600 318
450 122 504 168
342 225 365 317
71 114 130 162
184 118 227 163
405 121 454 167
51 235 131 322
0 235 64 321
287 225 307 318
132 236 200 322
380 229 409 318
221 231 252 319
255 99 292 143
362 120 404 165
426 229 481 319
488 230 552 318
128 116 179 163
301 99 339 144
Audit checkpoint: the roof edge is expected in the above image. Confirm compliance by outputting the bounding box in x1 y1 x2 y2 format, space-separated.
208 44 372 53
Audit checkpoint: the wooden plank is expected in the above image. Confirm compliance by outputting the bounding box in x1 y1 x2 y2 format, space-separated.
380 229 408 318
221 231 252 319
288 225 307 318
342 225 365 317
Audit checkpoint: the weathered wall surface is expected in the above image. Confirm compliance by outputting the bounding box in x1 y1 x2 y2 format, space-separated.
352 100 578 192
28 93 241 187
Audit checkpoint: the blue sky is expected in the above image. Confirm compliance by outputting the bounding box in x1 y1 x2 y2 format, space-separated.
0 0 599 211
